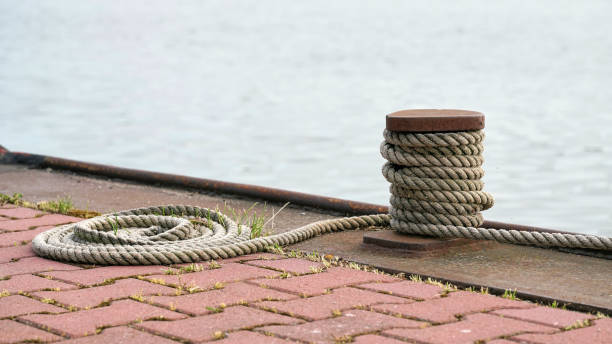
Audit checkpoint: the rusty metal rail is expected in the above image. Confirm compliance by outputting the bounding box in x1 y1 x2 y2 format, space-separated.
0 145 583 235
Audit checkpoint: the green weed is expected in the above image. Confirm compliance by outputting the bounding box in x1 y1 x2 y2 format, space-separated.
502 288 518 300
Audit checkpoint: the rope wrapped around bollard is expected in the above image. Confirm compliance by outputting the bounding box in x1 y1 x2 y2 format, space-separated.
381 110 612 251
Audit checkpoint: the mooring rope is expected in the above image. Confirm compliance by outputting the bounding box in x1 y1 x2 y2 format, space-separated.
32 205 390 265
381 129 612 251
31 129 610 265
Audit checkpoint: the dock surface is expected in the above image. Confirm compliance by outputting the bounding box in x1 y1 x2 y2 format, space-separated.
0 163 611 343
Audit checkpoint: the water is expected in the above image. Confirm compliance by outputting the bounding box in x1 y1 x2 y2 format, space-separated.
1 1 610 236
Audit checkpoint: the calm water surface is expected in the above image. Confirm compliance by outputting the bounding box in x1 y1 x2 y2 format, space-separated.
1 1 611 236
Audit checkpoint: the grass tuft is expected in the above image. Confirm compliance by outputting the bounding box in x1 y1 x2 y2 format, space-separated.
502 288 519 300
0 192 100 218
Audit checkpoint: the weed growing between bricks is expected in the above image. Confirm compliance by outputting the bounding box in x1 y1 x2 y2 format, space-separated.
0 192 100 218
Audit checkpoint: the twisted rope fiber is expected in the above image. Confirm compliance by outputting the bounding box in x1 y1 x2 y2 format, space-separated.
32 205 390 265
381 129 612 251
31 130 610 266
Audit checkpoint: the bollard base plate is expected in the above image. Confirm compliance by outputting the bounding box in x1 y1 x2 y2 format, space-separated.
363 230 481 251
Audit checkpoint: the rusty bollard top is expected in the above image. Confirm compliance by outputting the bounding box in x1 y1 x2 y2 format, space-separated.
386 109 485 132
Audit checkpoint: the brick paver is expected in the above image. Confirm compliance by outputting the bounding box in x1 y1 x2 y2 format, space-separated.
0 207 45 219
352 334 408 344
144 263 279 290
43 265 170 286
251 267 398 296
255 286 410 320
136 305 301 342
247 257 325 274
492 306 596 328
384 313 555 344
0 274 78 293
33 278 177 309
372 290 534 323
0 256 81 277
0 214 81 231
358 280 445 300
512 317 612 344
0 244 36 263
0 225 54 247
198 330 296 344
0 295 66 318
55 326 180 344
259 309 424 343
20 299 186 337
0 319 63 343
150 281 296 315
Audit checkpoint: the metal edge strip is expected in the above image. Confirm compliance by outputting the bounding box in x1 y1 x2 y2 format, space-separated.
0 147 590 235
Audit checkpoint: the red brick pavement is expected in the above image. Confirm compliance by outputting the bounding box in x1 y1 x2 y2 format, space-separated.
0 206 608 343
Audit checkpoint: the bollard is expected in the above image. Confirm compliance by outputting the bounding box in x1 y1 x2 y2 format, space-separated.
363 109 493 251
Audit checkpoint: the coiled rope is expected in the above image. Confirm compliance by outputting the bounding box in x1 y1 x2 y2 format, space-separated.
32 205 390 265
381 129 612 251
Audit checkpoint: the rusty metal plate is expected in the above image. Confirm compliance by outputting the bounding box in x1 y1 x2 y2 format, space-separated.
386 109 485 132
363 230 487 251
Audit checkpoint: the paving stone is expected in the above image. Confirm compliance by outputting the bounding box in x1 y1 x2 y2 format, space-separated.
0 295 66 318
372 291 534 323
219 253 286 263
0 226 54 247
0 256 81 277
34 278 177 309
20 299 186 337
256 287 410 320
150 281 295 315
0 244 36 263
212 330 297 344
0 274 77 293
135 305 301 342
512 317 612 344
0 214 81 231
0 207 45 219
54 326 179 344
352 334 408 344
260 309 424 343
145 263 279 290
43 265 170 286
0 204 18 209
358 280 444 300
384 313 555 344
0 319 63 343
250 267 398 297
0 215 9 221
247 258 325 274
493 306 596 328
487 340 523 344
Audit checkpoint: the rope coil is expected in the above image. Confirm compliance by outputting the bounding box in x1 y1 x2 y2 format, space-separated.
381 129 612 251
32 205 390 265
